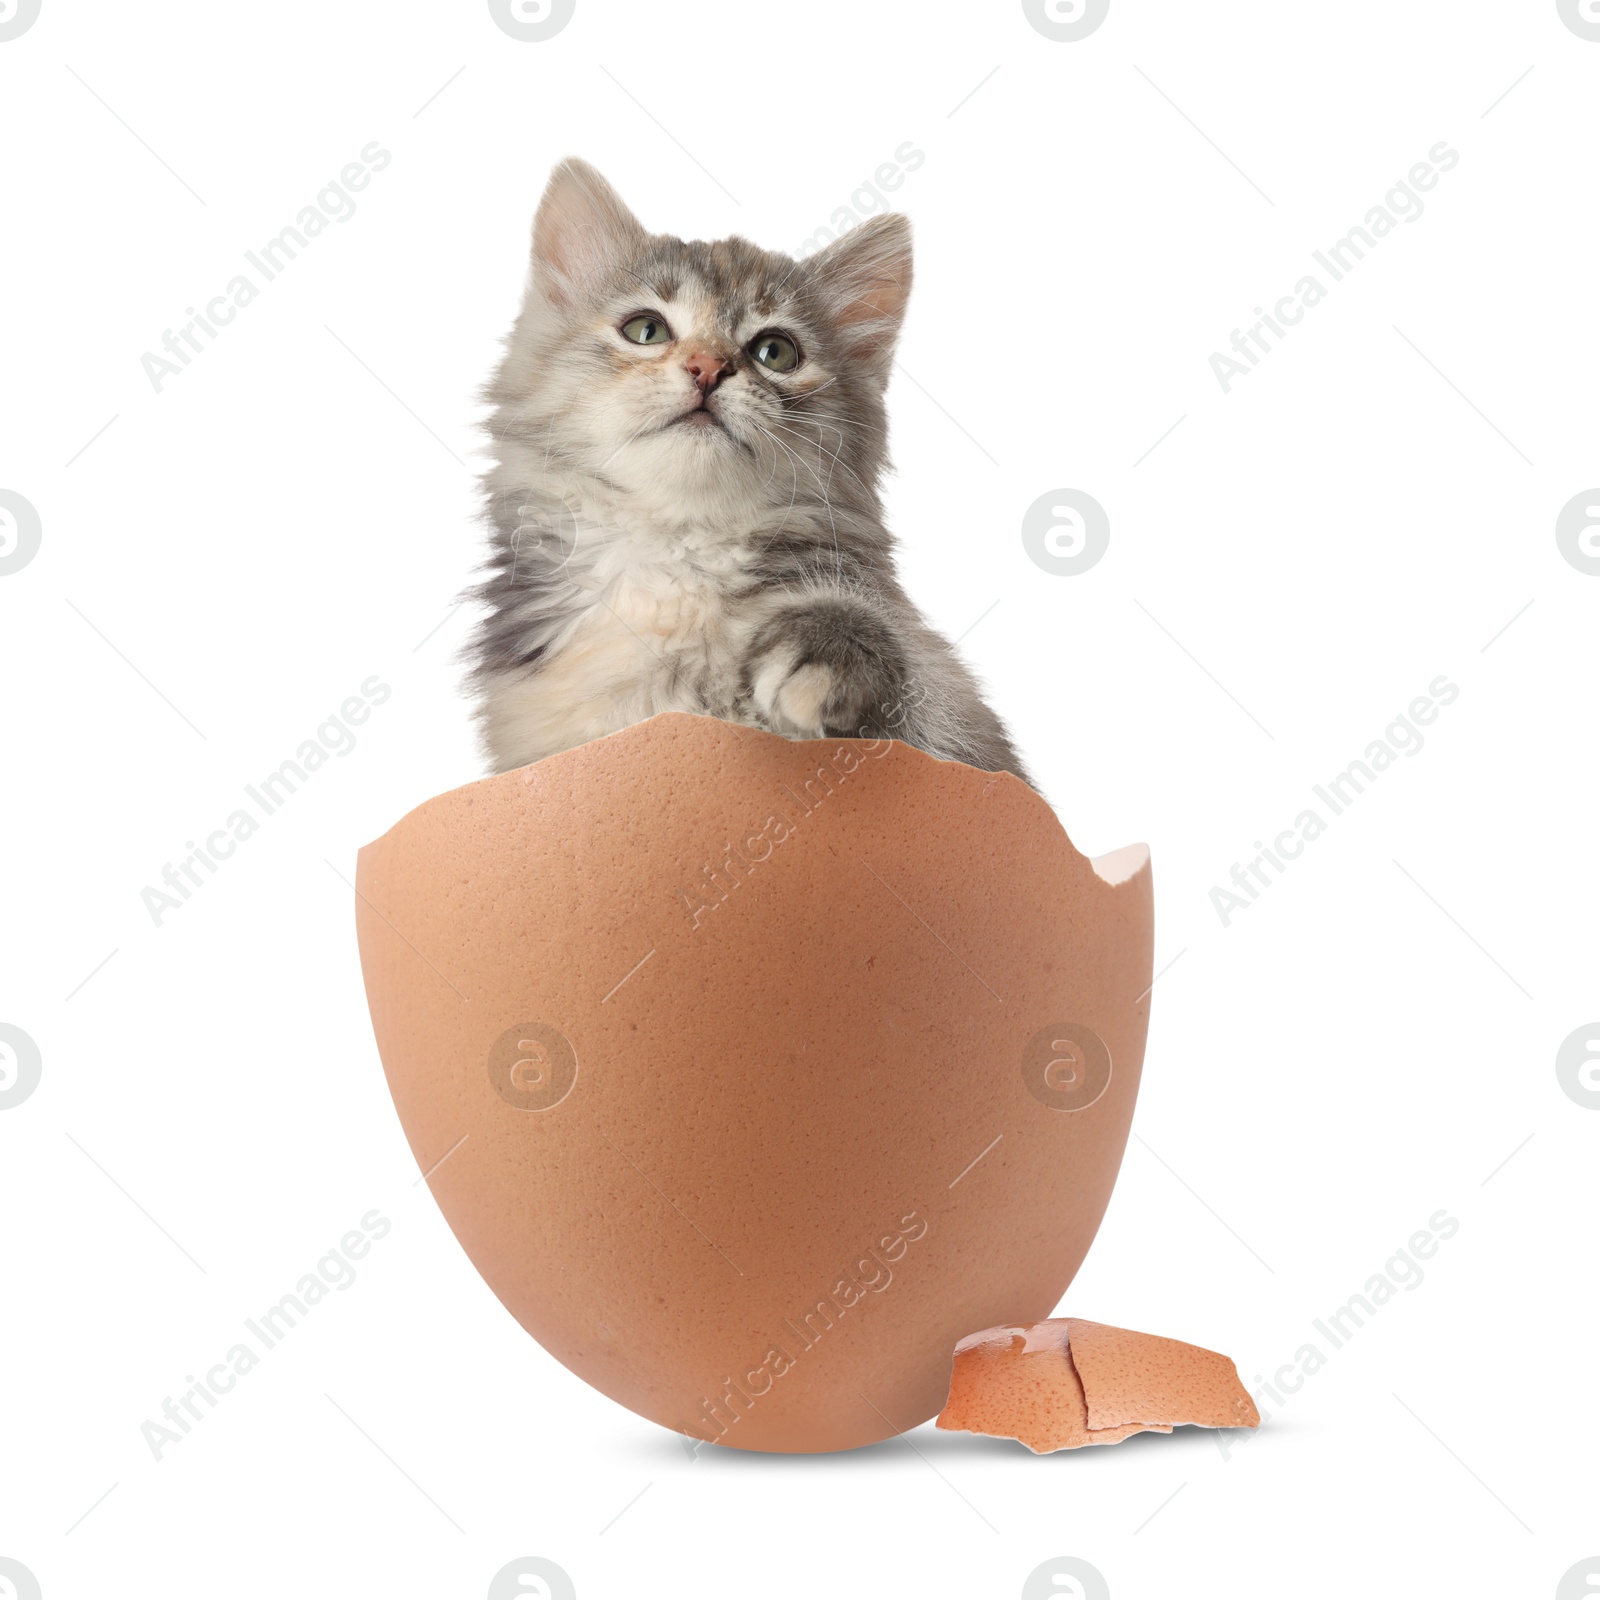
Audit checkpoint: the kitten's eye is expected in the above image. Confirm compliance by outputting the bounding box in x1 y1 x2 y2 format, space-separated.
620 314 673 345
749 331 801 373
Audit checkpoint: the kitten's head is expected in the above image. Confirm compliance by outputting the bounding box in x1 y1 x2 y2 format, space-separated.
488 158 913 527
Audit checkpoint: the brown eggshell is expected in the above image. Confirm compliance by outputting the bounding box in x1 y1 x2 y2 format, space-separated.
936 1316 1257 1451
354 713 1153 1452
1065 1317 1261 1431
937 1323 1169 1453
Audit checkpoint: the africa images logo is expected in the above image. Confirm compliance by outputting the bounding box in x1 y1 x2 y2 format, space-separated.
488 0 575 42
0 0 42 42
1023 0 1109 43
0 489 42 576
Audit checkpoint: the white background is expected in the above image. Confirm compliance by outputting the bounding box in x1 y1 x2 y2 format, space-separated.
2 2 1596 1597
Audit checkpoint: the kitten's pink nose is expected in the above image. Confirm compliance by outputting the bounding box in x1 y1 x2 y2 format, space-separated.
685 350 730 393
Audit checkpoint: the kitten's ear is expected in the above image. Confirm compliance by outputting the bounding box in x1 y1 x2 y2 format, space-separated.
531 159 645 306
805 214 913 383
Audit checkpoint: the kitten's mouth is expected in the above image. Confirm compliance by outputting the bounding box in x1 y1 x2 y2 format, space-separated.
669 400 729 436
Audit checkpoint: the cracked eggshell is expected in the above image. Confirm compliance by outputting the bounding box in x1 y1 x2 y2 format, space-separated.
937 1317 1258 1451
354 713 1153 1453
1064 1317 1260 1432
937 1323 1169 1453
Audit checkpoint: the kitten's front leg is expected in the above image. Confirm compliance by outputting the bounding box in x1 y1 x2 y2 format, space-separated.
744 597 909 741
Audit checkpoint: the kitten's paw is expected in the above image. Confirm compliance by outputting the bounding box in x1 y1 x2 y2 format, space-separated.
751 651 834 738
746 602 908 741
748 641 892 741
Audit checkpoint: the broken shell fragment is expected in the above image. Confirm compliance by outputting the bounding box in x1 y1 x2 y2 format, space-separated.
936 1317 1258 1452
1063 1317 1259 1432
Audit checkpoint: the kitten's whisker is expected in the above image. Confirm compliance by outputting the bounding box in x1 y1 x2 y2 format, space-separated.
749 420 808 507
746 421 806 541
769 420 874 502
747 418 793 498
781 411 865 447
748 421 841 559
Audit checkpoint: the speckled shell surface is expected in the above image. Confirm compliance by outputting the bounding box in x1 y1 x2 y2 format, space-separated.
355 713 1153 1452
937 1317 1258 1452
936 1322 1168 1453
1065 1317 1259 1432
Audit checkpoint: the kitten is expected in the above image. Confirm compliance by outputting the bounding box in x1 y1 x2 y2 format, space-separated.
470 159 1033 787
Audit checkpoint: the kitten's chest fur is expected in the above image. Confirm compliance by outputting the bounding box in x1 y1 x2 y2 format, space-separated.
480 518 756 767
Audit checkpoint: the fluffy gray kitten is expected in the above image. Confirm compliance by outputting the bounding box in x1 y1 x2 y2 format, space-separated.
470 159 1031 786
